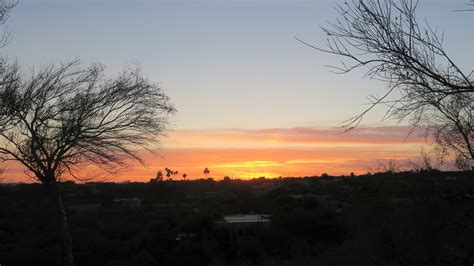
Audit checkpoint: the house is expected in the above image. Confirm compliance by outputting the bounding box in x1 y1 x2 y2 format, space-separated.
113 198 142 208
217 214 271 247
219 214 270 225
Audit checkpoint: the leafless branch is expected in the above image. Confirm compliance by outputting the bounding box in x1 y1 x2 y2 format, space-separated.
302 0 473 166
0 59 176 184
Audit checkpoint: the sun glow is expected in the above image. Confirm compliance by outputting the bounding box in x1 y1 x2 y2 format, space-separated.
1 126 428 183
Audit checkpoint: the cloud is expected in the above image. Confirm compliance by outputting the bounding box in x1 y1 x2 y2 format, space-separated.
2 126 428 182
166 125 426 149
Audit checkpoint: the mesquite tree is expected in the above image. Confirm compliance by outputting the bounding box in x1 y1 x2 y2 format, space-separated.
0 0 15 183
299 0 473 168
0 0 16 47
0 60 176 265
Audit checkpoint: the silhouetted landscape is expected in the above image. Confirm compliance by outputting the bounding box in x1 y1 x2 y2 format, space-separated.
2 170 473 265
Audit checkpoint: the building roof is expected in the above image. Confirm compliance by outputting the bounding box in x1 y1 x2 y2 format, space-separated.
222 214 270 224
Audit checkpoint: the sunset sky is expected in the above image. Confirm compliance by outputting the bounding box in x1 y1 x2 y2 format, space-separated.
2 0 472 182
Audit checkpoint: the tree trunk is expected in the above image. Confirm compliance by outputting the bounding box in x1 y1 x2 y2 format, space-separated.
53 183 75 266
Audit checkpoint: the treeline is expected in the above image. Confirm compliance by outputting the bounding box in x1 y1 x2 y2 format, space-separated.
0 170 473 265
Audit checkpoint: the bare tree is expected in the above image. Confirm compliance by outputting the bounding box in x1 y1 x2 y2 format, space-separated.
0 0 17 177
0 0 15 19
298 0 473 168
427 93 473 169
0 0 16 47
407 148 437 171
0 163 5 182
453 0 474 12
0 60 176 265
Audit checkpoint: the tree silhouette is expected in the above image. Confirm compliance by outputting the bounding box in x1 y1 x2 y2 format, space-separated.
156 170 164 182
0 60 175 265
165 167 172 179
203 167 210 178
0 0 16 47
453 0 474 12
0 0 17 177
299 0 473 168
182 173 187 180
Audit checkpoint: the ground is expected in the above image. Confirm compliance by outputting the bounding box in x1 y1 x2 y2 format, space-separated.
0 170 473 265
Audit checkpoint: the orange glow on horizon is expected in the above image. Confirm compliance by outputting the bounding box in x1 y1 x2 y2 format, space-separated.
0 126 428 183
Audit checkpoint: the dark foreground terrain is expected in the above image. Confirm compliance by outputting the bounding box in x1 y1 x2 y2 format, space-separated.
1 170 473 266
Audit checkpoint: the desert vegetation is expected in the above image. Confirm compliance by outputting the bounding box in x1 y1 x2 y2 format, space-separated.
1 170 473 265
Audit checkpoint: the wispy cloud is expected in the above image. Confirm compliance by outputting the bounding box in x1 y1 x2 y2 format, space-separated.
2 126 427 182
166 126 426 149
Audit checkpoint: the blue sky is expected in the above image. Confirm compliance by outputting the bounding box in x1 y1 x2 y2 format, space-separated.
3 0 473 129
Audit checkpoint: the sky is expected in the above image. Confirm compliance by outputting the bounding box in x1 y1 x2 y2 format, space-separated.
1 0 472 182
